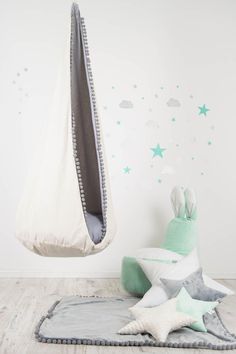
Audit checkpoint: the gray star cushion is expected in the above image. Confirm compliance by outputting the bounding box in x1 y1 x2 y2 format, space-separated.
160 268 226 301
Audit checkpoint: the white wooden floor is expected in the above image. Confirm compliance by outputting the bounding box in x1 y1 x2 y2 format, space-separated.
0 278 236 354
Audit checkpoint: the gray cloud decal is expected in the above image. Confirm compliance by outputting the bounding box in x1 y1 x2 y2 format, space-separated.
167 98 181 107
119 100 134 109
145 120 159 129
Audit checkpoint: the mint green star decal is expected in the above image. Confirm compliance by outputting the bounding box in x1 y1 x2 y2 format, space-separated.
123 166 131 174
117 120 121 125
198 104 210 116
151 144 166 158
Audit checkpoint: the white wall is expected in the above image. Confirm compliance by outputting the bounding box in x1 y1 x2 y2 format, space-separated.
0 0 236 278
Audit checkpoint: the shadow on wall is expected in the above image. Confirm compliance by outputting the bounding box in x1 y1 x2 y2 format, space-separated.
148 207 167 246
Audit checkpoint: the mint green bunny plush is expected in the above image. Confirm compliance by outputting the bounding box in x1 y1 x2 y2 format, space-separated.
161 186 197 255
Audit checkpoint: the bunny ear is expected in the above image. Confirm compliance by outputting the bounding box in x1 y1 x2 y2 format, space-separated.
184 188 197 220
170 186 185 218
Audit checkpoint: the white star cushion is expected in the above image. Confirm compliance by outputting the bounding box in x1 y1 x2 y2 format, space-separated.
135 249 233 308
135 285 168 307
118 298 195 342
134 247 183 261
134 249 198 307
138 249 199 284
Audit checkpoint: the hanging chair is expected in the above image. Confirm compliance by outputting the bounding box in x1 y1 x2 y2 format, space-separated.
15 3 116 256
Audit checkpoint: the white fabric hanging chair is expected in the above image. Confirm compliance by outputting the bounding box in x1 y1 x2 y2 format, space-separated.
15 3 116 256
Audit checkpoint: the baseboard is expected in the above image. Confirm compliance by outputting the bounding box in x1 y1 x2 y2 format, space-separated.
0 271 235 279
204 273 236 280
0 271 120 278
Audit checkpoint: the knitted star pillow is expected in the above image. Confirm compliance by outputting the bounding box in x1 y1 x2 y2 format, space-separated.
118 298 195 342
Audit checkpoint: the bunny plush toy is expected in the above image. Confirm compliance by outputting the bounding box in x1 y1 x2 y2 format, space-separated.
120 186 198 296
161 186 197 256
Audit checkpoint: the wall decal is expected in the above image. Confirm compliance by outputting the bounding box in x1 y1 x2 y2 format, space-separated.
123 166 131 174
198 104 210 116
119 100 133 109
145 120 159 129
161 165 175 175
151 144 166 158
167 98 181 107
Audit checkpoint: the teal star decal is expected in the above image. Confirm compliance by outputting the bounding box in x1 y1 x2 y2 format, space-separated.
198 104 210 116
116 120 121 125
123 166 131 174
151 144 166 158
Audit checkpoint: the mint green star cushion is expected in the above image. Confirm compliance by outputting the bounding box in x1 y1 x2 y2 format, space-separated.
161 186 198 255
176 287 218 332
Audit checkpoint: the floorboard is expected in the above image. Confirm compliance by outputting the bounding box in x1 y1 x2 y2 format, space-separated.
0 278 235 354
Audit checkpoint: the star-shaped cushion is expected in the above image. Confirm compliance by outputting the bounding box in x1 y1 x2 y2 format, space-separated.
118 298 195 342
135 249 199 308
135 249 229 308
160 268 225 301
176 287 218 332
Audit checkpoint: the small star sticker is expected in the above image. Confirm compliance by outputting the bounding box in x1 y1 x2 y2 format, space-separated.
123 166 131 174
151 144 166 158
171 117 176 122
198 104 210 116
116 120 121 125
